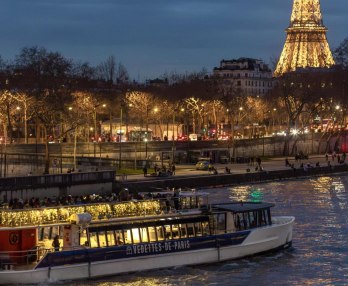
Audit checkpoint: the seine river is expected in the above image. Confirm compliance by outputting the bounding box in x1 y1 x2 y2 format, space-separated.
50 175 348 286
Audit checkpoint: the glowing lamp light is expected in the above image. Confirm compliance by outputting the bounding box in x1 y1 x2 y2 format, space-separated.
291 129 299 135
0 200 161 227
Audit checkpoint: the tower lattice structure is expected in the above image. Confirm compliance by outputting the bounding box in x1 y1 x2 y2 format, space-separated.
274 0 335 77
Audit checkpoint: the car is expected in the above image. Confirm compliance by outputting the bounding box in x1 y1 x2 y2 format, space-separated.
152 136 161 141
218 134 229 141
195 160 213 170
295 151 308 160
219 155 229 163
176 135 188 141
189 134 198 141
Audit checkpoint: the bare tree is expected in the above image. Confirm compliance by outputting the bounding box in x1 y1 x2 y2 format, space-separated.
333 37 348 67
11 92 34 144
97 55 116 84
126 91 156 133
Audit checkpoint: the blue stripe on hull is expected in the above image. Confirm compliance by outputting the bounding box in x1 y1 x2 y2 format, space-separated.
36 231 250 269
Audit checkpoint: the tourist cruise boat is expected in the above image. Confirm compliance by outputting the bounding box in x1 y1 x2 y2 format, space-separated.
0 192 294 285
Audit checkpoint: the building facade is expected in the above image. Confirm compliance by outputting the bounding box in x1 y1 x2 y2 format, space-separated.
213 58 273 96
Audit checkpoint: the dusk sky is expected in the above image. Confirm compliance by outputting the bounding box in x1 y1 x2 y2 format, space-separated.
0 0 347 81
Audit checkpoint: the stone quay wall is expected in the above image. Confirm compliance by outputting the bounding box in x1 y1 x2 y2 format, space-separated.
118 164 348 193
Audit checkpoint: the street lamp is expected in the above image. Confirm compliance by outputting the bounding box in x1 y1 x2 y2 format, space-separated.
272 108 277 133
172 112 176 164
144 138 148 160
118 105 123 169
15 106 21 141
93 103 106 142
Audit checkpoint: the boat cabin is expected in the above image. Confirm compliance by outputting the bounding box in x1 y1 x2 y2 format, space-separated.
0 199 275 270
210 202 274 233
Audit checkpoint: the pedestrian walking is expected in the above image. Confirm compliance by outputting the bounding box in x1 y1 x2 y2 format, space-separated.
171 164 176 175
143 165 148 177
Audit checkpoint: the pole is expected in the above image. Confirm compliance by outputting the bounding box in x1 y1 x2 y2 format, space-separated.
94 108 97 142
4 141 7 178
109 110 112 141
60 142 63 173
0 145 2 177
73 127 77 170
172 113 175 164
24 101 28 144
119 107 123 168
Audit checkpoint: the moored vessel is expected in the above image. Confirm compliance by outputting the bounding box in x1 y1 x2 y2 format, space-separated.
0 191 294 285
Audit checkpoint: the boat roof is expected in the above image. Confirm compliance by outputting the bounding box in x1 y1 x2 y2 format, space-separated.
213 202 274 213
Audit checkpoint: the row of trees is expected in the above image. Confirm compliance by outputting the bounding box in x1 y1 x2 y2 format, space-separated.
0 38 348 172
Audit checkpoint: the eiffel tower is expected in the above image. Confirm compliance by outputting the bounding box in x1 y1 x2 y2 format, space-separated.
274 0 335 77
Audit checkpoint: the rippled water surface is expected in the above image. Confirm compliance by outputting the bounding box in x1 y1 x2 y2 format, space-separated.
49 175 348 286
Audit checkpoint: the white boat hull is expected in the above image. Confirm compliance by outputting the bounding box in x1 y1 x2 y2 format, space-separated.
0 216 294 285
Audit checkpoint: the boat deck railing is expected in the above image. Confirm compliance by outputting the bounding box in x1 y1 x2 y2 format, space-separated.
0 192 208 228
0 246 50 270
0 244 94 270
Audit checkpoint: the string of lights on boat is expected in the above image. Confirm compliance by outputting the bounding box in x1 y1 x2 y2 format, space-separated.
0 200 162 227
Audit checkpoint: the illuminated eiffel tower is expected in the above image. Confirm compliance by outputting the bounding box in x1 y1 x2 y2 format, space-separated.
274 0 335 77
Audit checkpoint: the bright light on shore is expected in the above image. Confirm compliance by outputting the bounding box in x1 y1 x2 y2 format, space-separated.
291 129 298 135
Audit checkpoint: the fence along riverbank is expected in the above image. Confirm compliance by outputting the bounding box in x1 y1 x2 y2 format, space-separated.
118 164 348 192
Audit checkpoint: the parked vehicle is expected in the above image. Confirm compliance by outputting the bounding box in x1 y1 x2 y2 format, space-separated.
295 151 308 160
176 135 188 141
189 133 198 141
195 160 213 170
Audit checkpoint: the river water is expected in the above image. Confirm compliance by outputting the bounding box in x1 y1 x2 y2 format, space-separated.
50 175 348 286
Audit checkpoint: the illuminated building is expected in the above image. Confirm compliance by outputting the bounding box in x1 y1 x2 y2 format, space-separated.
213 58 273 96
274 0 335 77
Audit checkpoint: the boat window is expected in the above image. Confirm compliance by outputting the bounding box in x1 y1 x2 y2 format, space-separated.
106 230 116 246
256 210 265 226
186 223 196 237
171 224 180 238
38 227 45 241
127 229 138 243
194 222 202 236
180 196 199 209
234 214 243 231
127 228 134 244
180 224 187 238
97 231 107 247
201 221 210 235
115 230 124 245
163 225 172 239
156 226 165 241
139 227 149 243
148 226 158 242
89 232 99 248
215 213 226 233
80 229 88 246
43 226 59 240
265 209 272 225
242 213 250 229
